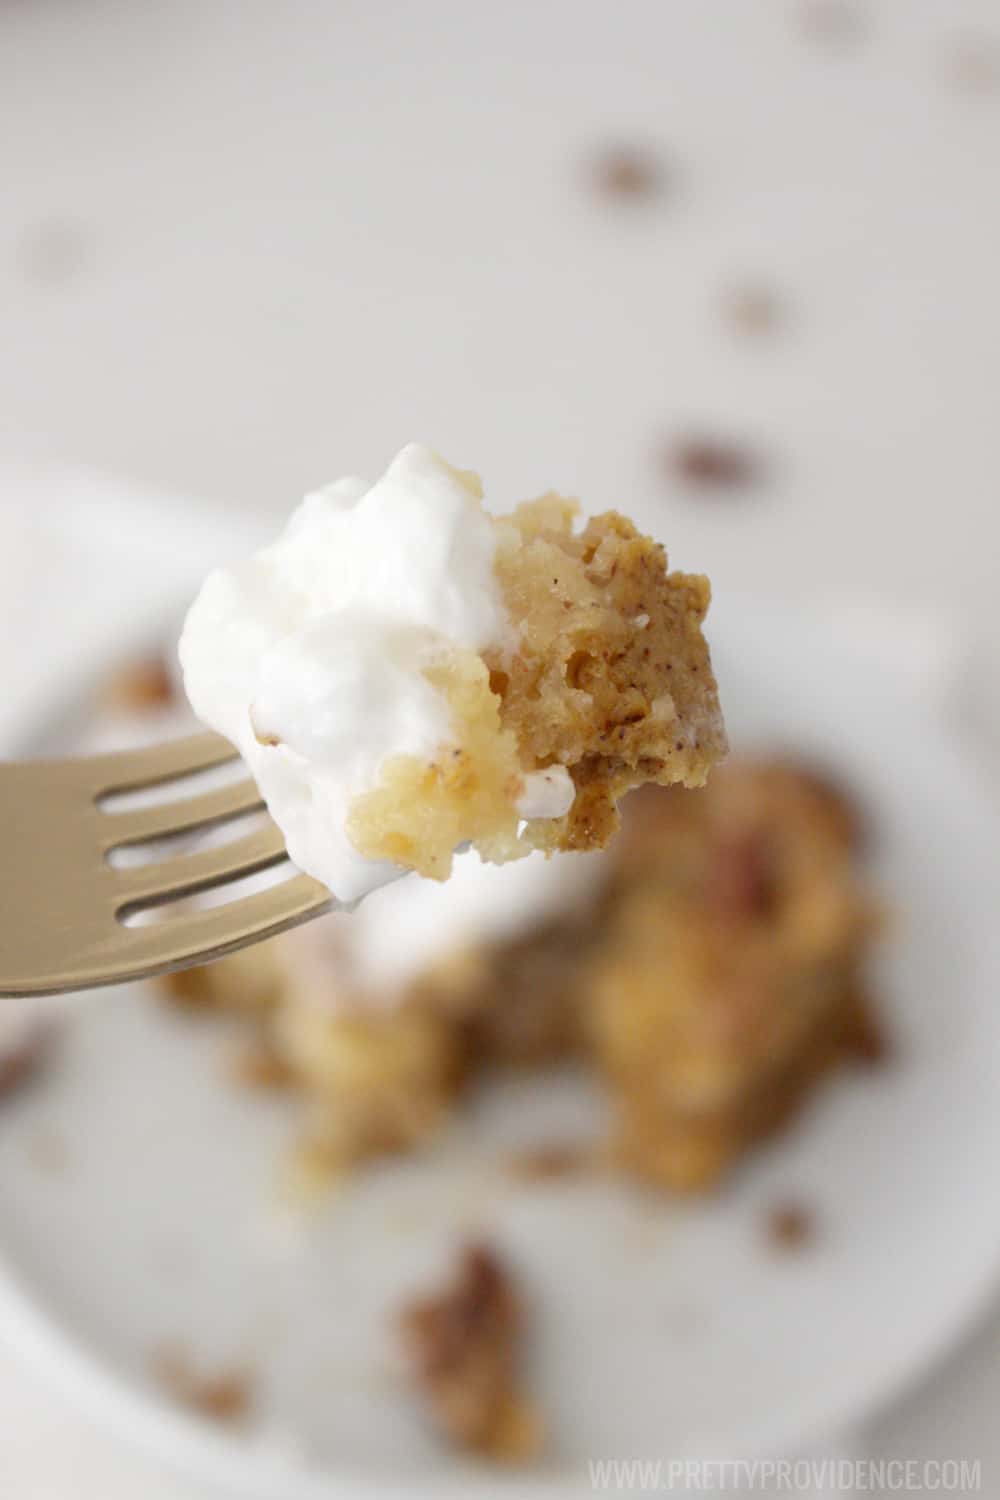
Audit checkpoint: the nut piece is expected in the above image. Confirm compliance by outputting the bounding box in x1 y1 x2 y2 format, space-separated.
669 435 764 490
397 1244 542 1460
589 145 669 201
765 1201 816 1251
0 1013 54 1101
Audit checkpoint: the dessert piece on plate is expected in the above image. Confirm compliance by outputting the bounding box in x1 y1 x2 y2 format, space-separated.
397 1244 542 1461
158 758 882 1201
164 847 605 1188
179 444 726 904
586 761 884 1190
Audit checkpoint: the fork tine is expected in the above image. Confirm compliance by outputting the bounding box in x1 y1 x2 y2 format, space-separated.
113 872 332 982
87 731 238 796
100 778 264 847
113 822 288 910
0 756 331 998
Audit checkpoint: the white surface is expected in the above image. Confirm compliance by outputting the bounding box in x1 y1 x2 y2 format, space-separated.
2 1 1000 1494
1 0 998 651
180 443 536 902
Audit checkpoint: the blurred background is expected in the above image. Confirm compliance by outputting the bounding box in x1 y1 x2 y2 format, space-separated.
2 1 1000 1496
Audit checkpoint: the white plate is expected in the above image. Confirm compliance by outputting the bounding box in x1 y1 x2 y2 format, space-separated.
3 577 1000 1499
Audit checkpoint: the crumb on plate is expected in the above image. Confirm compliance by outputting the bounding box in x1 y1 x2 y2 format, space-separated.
765 1201 816 1250
152 1345 255 1423
397 1244 542 1460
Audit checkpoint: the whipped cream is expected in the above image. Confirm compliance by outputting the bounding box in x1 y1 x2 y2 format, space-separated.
179 444 571 902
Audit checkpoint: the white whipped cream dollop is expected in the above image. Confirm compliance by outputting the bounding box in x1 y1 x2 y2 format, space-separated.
179 444 571 902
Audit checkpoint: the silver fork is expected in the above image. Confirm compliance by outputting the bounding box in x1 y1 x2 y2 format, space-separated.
0 733 330 997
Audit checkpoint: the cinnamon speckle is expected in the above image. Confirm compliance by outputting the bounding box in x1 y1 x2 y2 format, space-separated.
0 1019 54 1102
588 145 669 201
724 283 784 337
668 435 764 491
765 1201 815 1251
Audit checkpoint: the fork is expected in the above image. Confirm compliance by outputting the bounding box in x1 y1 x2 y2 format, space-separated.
0 733 330 997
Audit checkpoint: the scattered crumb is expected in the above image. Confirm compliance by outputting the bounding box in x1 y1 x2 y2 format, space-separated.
26 1128 70 1175
227 1039 297 1089
0 1016 54 1101
668 435 764 491
152 1345 255 1423
766 1201 816 1251
397 1243 543 1461
100 653 176 714
724 283 784 337
588 145 669 201
844 1001 892 1065
798 1 865 50
942 35 1000 94
16 219 91 285
505 1143 593 1181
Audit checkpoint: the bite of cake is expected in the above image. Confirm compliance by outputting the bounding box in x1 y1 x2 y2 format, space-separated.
179 444 726 904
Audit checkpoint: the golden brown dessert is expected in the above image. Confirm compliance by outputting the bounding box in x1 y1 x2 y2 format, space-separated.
347 499 726 880
163 896 598 1187
277 1001 463 1196
588 763 881 1190
397 1244 542 1461
156 756 883 1461
166 924 466 1189
163 759 881 1203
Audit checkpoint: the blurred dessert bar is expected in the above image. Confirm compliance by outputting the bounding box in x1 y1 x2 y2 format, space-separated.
588 763 882 1189
161 759 882 1196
